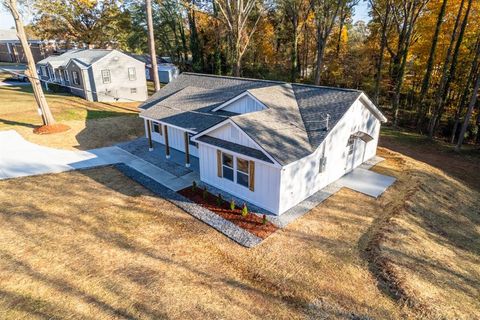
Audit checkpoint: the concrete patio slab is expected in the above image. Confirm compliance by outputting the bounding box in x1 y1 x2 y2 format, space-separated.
337 168 396 198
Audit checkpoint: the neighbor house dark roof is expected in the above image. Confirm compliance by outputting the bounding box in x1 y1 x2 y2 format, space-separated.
140 73 383 165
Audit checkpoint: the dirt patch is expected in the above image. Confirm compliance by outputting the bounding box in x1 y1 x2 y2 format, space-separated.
33 123 71 134
178 186 278 239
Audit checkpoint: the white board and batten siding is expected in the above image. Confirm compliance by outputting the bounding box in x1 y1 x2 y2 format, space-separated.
144 119 199 157
198 143 282 213
220 94 266 114
278 98 381 214
207 123 258 150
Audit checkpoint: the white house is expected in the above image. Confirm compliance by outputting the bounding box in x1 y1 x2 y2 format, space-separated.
139 73 387 215
37 49 148 102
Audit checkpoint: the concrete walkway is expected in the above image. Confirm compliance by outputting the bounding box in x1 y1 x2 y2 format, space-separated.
0 130 199 191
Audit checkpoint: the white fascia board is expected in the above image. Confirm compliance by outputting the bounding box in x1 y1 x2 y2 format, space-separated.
195 140 280 168
190 118 281 167
211 91 268 112
140 115 197 134
358 93 388 122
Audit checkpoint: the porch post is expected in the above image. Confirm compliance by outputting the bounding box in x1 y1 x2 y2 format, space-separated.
164 124 170 159
184 132 190 167
146 120 153 151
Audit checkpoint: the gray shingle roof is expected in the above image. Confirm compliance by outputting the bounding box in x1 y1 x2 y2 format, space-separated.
37 49 113 68
140 73 371 165
197 136 273 163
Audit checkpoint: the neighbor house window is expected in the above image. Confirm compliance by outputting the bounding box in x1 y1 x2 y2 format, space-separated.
152 122 162 135
101 69 111 84
72 71 80 85
187 133 198 147
128 67 136 81
63 70 69 82
131 88 137 94
222 153 234 181
236 157 250 188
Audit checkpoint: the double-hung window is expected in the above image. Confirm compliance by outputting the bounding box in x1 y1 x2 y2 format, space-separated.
222 153 234 181
64 70 69 82
128 67 136 81
101 69 111 84
236 158 250 188
72 71 80 85
152 122 162 135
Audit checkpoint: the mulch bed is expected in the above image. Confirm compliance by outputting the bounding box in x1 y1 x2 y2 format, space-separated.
33 123 71 135
178 186 278 239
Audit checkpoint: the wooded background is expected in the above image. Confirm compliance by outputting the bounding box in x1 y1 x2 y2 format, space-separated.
30 0 480 147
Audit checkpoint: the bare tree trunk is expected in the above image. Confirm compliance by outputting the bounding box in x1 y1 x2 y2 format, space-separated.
416 0 448 129
314 37 326 85
450 39 480 143
6 0 55 126
146 0 160 92
429 0 472 138
455 72 480 151
372 1 390 106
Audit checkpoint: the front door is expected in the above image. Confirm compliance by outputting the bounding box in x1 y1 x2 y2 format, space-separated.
345 136 366 172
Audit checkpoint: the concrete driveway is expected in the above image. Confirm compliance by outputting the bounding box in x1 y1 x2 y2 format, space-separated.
0 130 199 192
0 130 133 179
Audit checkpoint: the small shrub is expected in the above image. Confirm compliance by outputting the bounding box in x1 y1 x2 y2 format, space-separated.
192 181 197 192
262 214 267 225
242 203 248 217
216 193 223 207
202 187 208 200
230 199 235 211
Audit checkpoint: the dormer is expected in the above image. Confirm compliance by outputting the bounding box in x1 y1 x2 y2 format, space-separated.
212 91 268 115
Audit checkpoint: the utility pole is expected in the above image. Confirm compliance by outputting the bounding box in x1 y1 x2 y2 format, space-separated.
5 0 56 126
146 0 161 92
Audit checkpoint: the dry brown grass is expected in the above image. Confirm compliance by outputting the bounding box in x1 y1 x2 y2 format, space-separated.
365 148 480 319
0 166 404 319
10 116 145 150
0 146 478 319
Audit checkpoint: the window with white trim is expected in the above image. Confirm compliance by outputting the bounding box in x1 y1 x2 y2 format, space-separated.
222 153 234 181
128 67 136 81
152 122 162 135
236 157 250 188
101 69 111 84
64 69 69 82
72 71 80 85
131 88 137 94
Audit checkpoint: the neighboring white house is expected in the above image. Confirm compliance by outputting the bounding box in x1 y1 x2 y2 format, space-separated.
139 73 387 215
37 49 148 102
131 54 179 83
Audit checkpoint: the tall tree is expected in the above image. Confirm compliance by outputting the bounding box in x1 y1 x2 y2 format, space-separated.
455 43 480 151
415 0 448 129
369 0 392 105
312 0 344 85
428 0 473 138
281 0 312 81
4 0 56 126
34 0 131 48
388 0 430 126
216 0 264 76
146 0 161 91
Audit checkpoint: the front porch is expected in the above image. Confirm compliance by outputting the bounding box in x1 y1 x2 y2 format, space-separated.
117 138 199 177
